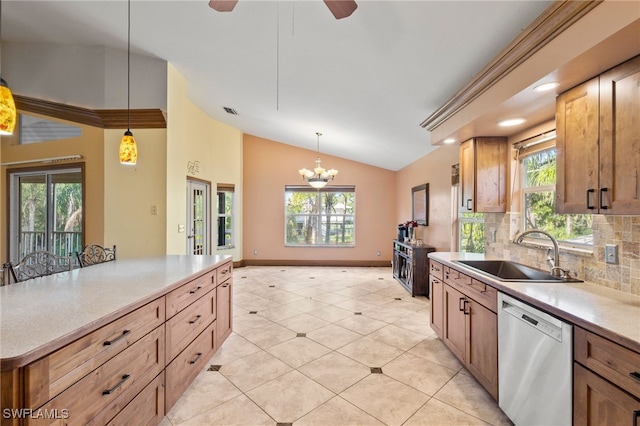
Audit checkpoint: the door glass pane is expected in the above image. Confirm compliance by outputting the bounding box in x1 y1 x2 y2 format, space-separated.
51 174 83 257
19 175 47 259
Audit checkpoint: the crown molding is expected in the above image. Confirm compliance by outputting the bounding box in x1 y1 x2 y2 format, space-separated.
420 0 602 131
14 94 167 129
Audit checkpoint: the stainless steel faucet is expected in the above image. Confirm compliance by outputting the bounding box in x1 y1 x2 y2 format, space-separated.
514 229 565 277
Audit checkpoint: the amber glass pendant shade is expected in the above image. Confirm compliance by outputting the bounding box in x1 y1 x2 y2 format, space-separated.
0 78 16 135
119 130 137 165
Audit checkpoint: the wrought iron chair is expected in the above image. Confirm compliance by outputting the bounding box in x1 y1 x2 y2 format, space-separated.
1 264 7 286
76 244 116 267
7 251 75 283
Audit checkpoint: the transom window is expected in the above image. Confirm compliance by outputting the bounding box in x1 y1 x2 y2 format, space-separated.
285 186 355 247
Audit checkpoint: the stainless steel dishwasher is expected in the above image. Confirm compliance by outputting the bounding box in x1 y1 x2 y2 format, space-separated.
498 292 573 426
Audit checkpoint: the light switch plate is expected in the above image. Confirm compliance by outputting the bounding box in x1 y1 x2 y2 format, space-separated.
605 244 618 264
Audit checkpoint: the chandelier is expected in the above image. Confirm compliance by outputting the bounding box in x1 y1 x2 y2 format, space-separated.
298 132 338 189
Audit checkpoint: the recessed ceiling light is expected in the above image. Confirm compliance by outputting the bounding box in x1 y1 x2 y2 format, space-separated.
534 82 559 92
443 138 456 144
498 118 526 127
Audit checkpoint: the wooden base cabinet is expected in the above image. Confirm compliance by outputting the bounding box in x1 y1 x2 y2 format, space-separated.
574 326 640 425
429 261 444 339
431 263 498 401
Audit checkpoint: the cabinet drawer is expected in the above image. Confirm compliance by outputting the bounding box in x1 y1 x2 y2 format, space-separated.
444 266 472 288
166 270 216 319
107 372 165 426
166 288 216 362
24 298 165 409
29 326 165 426
574 327 640 397
166 320 217 412
468 279 497 313
216 261 233 284
429 261 443 281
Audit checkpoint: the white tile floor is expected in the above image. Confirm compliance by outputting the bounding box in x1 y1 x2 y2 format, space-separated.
161 266 512 426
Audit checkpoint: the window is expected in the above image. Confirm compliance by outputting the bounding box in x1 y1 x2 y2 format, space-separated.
460 212 485 253
285 186 355 247
9 167 83 262
217 184 234 248
522 147 593 246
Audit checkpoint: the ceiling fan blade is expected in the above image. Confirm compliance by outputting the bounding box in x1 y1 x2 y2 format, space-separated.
323 0 358 19
208 0 238 12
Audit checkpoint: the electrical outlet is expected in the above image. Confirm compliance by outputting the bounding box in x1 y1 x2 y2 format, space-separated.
253 249 258 255
376 250 381 256
178 224 185 233
605 244 618 264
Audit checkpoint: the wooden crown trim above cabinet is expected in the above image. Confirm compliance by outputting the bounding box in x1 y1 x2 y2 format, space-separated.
420 0 602 131
14 94 167 129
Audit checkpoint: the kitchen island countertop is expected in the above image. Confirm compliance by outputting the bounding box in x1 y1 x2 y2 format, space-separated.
429 252 640 353
0 255 232 369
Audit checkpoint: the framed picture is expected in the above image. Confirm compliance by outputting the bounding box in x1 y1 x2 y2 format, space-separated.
412 183 429 226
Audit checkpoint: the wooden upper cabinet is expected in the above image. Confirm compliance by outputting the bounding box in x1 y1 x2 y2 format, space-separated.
556 54 640 214
459 137 508 213
599 55 640 214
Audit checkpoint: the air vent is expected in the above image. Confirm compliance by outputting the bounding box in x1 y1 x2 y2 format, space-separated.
222 106 238 115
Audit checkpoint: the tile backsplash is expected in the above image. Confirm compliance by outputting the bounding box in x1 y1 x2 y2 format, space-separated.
484 213 640 295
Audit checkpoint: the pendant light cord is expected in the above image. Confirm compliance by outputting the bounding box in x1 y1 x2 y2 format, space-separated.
127 0 131 131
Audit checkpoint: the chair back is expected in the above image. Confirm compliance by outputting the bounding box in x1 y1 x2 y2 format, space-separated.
7 251 74 283
76 244 116 267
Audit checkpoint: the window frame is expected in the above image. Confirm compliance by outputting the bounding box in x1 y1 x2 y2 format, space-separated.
284 185 356 248
519 143 593 249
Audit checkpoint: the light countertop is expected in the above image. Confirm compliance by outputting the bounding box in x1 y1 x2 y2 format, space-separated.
429 252 640 353
0 255 232 368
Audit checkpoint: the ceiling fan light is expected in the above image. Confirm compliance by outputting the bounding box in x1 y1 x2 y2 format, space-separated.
119 130 138 165
0 78 17 135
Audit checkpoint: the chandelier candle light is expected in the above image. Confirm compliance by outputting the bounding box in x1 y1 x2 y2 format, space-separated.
298 132 338 189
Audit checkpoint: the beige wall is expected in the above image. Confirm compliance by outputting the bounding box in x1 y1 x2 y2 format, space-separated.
166 64 243 259
395 145 460 252
104 128 167 259
243 134 396 264
0 113 105 263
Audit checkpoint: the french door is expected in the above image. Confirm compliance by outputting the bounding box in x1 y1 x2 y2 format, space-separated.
186 179 210 255
9 167 83 263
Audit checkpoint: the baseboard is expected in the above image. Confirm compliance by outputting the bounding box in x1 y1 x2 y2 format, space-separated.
235 259 392 268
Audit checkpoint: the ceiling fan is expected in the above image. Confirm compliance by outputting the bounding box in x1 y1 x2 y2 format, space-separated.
208 0 358 19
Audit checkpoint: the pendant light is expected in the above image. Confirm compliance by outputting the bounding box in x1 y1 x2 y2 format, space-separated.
0 0 16 136
119 0 137 165
298 132 338 189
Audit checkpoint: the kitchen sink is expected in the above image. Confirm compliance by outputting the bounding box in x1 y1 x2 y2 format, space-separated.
454 260 583 283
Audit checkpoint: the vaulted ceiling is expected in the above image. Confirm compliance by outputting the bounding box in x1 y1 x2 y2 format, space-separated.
3 0 568 170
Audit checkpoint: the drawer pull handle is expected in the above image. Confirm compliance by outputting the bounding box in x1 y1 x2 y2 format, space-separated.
600 188 609 210
630 371 640 382
586 189 595 210
102 374 130 395
459 297 465 311
189 315 202 324
222 283 230 288
103 329 130 346
462 300 470 315
189 286 203 294
189 352 203 365
634 410 640 426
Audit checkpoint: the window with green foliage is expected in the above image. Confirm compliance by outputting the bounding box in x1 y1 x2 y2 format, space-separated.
217 184 234 248
460 212 485 253
522 148 593 245
285 186 355 247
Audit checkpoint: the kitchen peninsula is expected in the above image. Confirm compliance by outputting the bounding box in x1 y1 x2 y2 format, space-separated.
0 255 233 426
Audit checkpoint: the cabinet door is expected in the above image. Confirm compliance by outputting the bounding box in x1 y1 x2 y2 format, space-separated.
459 139 475 212
443 284 466 362
475 138 507 212
599 55 640 214
216 279 233 348
430 276 444 339
574 363 640 426
465 298 498 400
556 77 600 214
